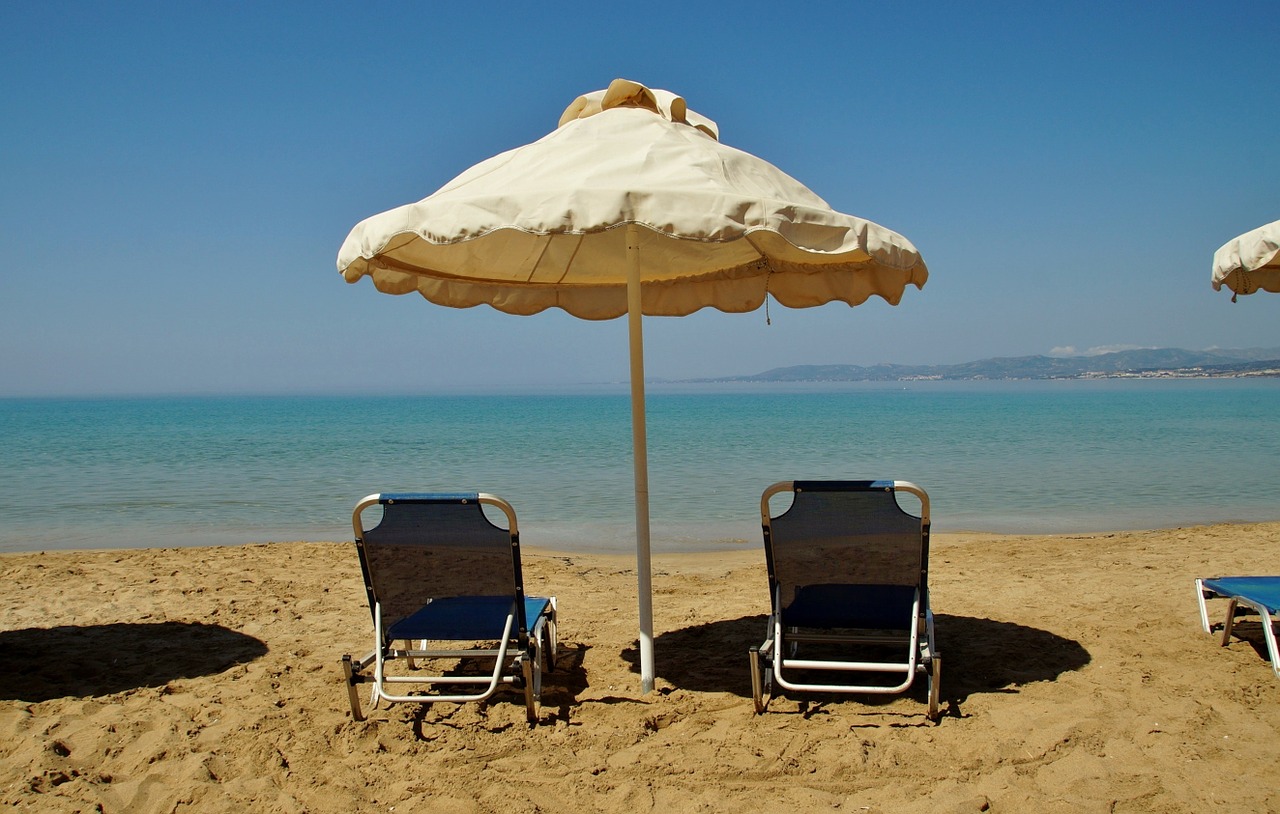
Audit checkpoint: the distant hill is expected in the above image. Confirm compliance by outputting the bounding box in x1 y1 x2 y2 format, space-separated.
698 348 1280 382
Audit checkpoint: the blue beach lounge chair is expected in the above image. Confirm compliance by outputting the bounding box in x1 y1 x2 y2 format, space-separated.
1195 576 1280 680
749 480 940 719
340 493 557 722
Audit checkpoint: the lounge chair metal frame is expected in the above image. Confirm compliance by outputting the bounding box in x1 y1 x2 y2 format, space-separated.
1195 576 1280 679
341 492 557 722
750 480 940 720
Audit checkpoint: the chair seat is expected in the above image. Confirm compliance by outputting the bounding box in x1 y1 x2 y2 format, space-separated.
387 595 552 642
784 584 917 630
1200 577 1280 615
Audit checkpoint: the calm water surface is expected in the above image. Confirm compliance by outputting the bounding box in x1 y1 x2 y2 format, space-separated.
2 379 1278 553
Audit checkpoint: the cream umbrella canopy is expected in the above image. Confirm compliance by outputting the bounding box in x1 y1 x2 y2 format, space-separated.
338 79 929 692
1213 218 1280 300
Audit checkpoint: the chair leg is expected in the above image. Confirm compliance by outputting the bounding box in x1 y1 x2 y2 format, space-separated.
544 600 558 672
927 653 942 721
749 646 765 714
522 654 539 724
1221 599 1239 647
1195 579 1215 633
531 627 545 700
341 655 365 722
409 639 433 670
749 630 776 715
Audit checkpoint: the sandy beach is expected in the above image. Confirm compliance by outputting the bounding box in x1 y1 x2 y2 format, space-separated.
2 523 1279 813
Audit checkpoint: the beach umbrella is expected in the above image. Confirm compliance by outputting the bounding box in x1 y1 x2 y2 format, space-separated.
337 78 928 692
1212 218 1280 300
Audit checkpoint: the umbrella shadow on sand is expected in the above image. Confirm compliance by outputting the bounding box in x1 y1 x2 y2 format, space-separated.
0 622 268 703
622 613 1090 714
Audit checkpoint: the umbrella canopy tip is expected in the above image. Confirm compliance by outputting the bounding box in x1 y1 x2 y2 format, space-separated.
559 79 719 141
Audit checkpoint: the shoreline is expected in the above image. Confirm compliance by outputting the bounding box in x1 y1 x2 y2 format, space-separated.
5 517 1280 559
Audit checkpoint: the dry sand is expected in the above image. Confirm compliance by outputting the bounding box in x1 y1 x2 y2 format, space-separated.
1 523 1279 813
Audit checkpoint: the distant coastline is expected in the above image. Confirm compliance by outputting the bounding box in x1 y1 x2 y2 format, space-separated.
690 347 1280 383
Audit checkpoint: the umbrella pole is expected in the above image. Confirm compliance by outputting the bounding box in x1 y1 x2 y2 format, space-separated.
626 223 656 694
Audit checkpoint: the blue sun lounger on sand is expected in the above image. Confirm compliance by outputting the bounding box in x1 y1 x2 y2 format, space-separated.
1195 576 1280 679
749 480 940 719
341 493 557 722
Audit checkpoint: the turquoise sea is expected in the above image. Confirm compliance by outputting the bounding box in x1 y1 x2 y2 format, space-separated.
2 379 1278 554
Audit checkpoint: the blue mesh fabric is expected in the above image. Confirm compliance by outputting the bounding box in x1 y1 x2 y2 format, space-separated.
767 484 924 630
359 497 521 641
1203 577 1280 615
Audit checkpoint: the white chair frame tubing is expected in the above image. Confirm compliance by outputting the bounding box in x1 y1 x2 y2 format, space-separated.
1195 578 1214 634
353 492 520 539
372 601 516 703
770 585 922 695
760 480 930 526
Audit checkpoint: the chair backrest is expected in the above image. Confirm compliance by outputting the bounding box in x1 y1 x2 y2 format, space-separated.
352 493 528 642
762 480 930 629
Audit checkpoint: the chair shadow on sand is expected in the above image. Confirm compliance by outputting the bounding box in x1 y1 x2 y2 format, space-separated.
1223 619 1279 665
622 613 1091 716
403 642 598 735
0 622 269 703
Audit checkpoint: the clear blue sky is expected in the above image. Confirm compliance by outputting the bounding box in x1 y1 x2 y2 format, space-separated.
3 1 1277 396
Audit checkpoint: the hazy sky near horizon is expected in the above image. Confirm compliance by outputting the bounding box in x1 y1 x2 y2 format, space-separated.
3 2 1277 396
